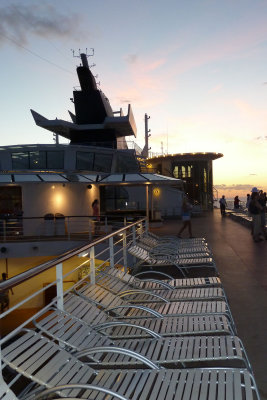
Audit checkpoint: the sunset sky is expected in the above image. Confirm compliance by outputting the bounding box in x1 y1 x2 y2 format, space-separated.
0 0 267 198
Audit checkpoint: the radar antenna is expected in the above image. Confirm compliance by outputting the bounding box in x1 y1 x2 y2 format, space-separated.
71 48 95 68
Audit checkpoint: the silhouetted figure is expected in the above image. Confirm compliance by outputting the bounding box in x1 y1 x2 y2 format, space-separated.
219 195 227 216
249 189 264 242
178 197 193 238
234 196 240 209
258 190 267 239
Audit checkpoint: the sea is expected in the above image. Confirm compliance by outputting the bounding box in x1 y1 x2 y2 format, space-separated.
214 196 248 210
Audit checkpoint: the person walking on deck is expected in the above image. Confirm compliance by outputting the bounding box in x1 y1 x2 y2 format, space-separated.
178 196 193 238
219 195 227 216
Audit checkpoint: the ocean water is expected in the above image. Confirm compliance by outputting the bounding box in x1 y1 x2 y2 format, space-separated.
214 196 247 209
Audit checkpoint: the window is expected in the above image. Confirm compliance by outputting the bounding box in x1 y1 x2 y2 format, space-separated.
0 186 22 215
76 152 113 172
115 152 139 173
102 186 129 211
29 151 46 169
12 151 64 170
76 152 94 170
47 151 64 169
12 152 29 169
94 153 113 172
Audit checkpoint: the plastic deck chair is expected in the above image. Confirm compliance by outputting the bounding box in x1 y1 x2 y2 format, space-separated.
96 265 222 291
73 283 236 333
95 271 226 303
138 235 212 255
128 245 218 277
33 307 251 371
63 293 236 338
1 329 260 400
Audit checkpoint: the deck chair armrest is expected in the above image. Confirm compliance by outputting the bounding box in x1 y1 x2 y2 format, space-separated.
92 321 162 338
118 289 169 301
24 384 129 400
106 304 163 318
134 270 174 281
74 346 160 370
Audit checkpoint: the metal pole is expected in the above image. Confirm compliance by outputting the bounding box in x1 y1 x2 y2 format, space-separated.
146 185 150 229
90 247 95 284
109 237 114 268
151 185 154 221
132 226 136 245
122 231 127 272
131 226 136 264
56 263 64 311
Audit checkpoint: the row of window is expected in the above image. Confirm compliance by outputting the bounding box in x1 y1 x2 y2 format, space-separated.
11 150 139 173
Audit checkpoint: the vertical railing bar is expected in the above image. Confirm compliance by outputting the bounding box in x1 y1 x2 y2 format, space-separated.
90 246 95 284
131 225 136 264
122 230 127 272
109 237 114 268
56 263 64 311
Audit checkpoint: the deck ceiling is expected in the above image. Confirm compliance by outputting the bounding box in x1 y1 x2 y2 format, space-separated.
0 172 183 187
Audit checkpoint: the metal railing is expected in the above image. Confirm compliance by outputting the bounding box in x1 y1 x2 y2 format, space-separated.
0 217 147 381
0 214 145 242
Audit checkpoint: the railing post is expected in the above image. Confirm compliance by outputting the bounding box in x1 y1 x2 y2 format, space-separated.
132 225 136 245
90 246 95 284
131 225 136 265
123 230 127 271
109 236 114 268
56 263 64 311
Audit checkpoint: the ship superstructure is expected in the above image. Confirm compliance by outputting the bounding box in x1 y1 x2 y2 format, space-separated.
31 52 136 149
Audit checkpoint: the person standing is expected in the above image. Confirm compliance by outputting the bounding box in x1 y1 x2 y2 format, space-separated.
249 189 264 242
245 194 251 209
234 196 240 210
258 190 267 239
178 196 193 238
219 195 227 216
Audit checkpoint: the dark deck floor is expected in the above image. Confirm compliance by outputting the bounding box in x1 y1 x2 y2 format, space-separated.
150 209 267 399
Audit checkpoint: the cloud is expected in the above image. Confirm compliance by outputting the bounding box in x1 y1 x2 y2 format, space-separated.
0 3 84 46
214 184 255 191
124 54 139 65
255 135 267 140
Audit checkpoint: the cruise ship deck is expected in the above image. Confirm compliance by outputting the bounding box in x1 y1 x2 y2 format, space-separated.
1 209 266 399
150 209 267 399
